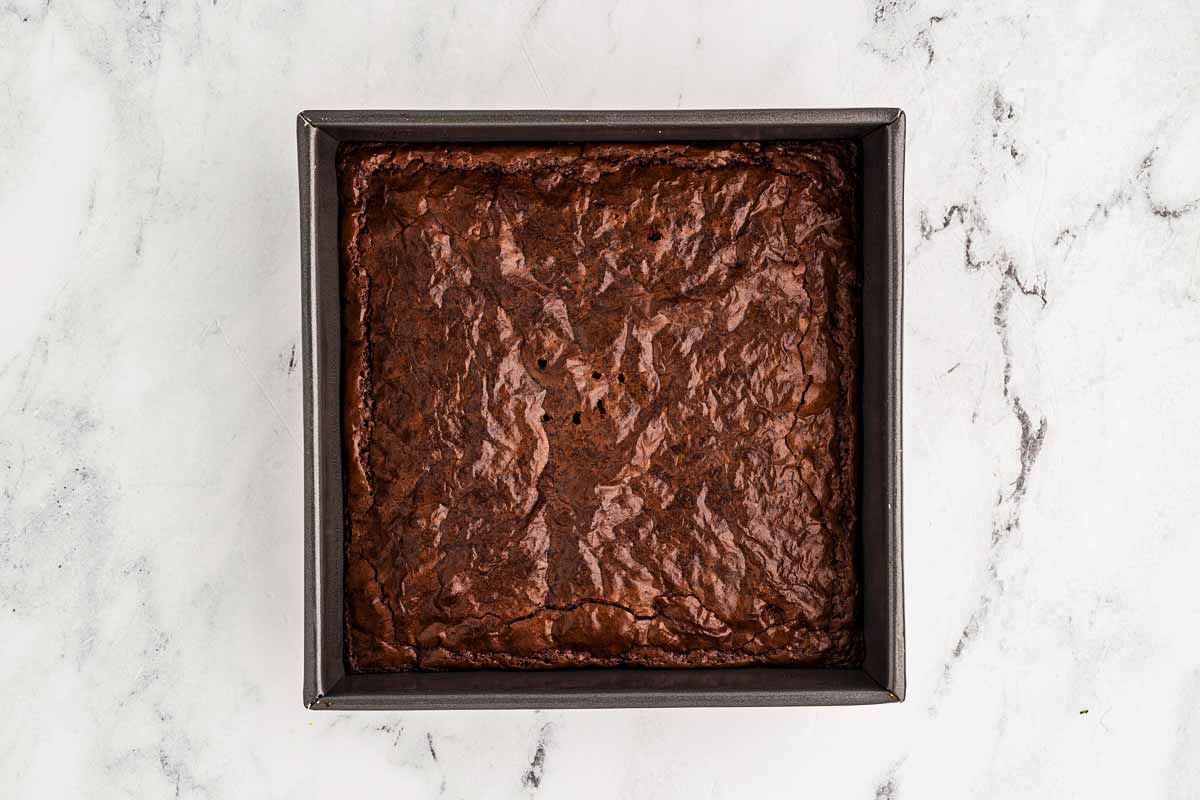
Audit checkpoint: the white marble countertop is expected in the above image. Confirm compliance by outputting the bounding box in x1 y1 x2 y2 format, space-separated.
3 1 1199 797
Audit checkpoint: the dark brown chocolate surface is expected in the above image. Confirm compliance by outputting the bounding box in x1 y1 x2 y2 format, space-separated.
339 141 861 671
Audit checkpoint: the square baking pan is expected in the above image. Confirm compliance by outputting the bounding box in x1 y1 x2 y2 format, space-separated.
298 109 904 709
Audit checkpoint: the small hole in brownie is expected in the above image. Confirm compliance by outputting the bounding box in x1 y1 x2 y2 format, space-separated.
617 372 626 383
537 358 547 370
572 412 582 425
592 371 602 379
729 260 743 269
542 413 551 422
648 229 662 242
596 399 606 415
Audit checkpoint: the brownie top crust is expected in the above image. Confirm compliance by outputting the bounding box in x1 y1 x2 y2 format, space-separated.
339 141 861 671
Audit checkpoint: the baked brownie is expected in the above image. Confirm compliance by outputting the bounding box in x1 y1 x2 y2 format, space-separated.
339 141 861 670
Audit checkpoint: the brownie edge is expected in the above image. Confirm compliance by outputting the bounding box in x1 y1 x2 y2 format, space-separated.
340 141 861 671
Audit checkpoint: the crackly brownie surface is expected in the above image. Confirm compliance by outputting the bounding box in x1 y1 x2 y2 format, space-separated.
339 141 861 670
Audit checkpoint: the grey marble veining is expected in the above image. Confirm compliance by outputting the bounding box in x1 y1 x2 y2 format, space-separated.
2 1 1199 797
